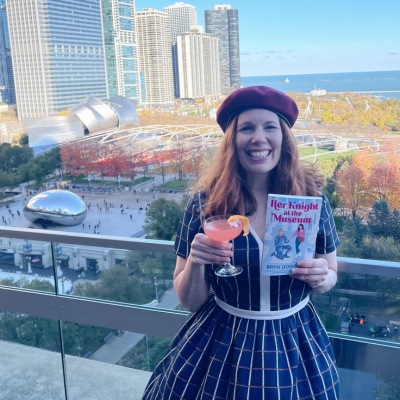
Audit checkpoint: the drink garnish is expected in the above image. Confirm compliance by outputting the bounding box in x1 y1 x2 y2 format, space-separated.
227 215 250 236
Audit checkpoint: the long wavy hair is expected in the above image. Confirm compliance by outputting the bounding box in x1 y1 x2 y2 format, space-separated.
193 115 325 217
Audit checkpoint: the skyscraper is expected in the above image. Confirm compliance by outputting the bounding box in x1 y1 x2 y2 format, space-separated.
101 0 141 103
135 8 174 107
0 0 15 104
163 2 197 97
177 26 220 99
6 0 107 119
205 4 240 94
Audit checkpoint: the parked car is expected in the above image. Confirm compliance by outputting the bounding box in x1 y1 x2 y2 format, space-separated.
369 325 390 337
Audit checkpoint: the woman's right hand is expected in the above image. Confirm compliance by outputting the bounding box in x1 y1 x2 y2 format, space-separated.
189 233 233 266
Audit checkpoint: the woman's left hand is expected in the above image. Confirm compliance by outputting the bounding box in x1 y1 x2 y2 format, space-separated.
291 258 329 289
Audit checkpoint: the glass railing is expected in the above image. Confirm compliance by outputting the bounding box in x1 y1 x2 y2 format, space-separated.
0 226 399 399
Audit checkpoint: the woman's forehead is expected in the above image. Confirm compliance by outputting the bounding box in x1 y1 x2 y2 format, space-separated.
237 108 280 123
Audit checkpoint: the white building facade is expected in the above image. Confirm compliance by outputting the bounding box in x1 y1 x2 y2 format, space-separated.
177 26 220 100
164 2 197 98
135 8 174 107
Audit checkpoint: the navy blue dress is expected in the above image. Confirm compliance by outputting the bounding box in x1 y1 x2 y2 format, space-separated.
142 192 340 400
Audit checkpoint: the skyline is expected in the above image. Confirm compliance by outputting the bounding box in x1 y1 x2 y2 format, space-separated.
135 0 400 77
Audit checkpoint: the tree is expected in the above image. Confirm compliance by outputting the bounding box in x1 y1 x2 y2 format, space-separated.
336 217 368 258
360 235 400 262
336 164 365 219
74 265 146 304
143 198 183 240
368 200 398 239
367 163 400 209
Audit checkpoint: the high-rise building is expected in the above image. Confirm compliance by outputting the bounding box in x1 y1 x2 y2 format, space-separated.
163 2 197 98
205 4 240 94
6 0 107 119
177 26 220 100
101 0 141 103
0 0 15 104
135 8 174 107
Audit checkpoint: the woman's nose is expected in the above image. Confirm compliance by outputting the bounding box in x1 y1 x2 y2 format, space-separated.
251 126 266 142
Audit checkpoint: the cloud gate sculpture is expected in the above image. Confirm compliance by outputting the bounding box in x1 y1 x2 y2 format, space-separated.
23 190 87 226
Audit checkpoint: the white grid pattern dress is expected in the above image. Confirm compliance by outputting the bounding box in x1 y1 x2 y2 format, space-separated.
142 191 340 400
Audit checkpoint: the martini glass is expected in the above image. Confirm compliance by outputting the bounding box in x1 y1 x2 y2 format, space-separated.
204 215 243 277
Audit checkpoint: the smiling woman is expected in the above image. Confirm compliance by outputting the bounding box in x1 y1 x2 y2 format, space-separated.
142 86 340 400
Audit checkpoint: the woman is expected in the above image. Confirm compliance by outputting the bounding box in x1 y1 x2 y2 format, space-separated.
142 86 340 399
293 223 306 258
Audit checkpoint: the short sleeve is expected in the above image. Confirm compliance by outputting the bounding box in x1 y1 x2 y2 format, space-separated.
315 193 340 254
174 191 204 259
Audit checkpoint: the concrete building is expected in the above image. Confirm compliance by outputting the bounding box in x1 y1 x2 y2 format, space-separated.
163 2 197 98
101 0 141 103
6 0 107 119
177 26 220 100
0 0 15 104
135 8 174 108
205 4 240 94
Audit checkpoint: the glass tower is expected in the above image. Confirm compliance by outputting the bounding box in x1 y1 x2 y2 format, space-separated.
164 2 197 98
6 0 107 119
0 0 15 104
101 0 141 103
205 4 241 94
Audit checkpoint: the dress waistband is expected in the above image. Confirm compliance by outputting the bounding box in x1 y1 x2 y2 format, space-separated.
215 295 310 320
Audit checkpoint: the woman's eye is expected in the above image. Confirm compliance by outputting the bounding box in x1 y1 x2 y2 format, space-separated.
238 126 253 132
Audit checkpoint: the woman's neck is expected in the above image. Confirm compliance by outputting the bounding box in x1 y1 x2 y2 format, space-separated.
247 173 269 195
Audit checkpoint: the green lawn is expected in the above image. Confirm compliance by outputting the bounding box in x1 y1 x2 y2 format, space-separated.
64 175 152 187
157 179 192 191
299 147 354 161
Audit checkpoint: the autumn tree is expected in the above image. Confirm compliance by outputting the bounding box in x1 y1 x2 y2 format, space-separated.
336 164 365 219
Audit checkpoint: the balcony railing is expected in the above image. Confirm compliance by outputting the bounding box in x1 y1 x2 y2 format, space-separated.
0 226 399 399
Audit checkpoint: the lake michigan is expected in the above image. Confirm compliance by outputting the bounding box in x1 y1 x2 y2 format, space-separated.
241 70 400 100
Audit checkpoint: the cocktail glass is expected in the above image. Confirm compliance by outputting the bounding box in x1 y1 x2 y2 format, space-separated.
204 215 243 277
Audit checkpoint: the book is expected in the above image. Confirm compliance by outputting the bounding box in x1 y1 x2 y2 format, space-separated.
261 194 322 276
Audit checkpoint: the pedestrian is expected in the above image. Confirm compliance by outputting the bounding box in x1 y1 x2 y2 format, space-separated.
142 86 340 399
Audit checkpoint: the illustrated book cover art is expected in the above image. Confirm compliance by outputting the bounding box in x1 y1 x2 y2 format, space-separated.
262 194 322 276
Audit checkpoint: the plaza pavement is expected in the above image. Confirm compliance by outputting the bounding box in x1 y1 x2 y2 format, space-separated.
0 174 186 239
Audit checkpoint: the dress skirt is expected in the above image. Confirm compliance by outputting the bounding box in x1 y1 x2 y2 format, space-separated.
142 296 339 400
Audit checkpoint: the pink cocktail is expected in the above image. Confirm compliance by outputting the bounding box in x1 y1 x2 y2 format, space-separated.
204 219 242 242
204 215 244 277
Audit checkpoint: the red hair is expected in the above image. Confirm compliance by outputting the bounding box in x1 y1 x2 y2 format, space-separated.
193 116 325 217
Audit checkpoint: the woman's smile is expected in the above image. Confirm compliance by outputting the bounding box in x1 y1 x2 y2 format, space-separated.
235 108 282 175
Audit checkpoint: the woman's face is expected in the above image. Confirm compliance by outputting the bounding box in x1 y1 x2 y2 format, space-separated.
235 109 283 177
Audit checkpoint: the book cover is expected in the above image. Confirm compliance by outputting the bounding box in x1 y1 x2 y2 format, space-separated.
261 194 322 276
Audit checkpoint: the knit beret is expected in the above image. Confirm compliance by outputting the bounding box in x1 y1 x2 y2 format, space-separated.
216 86 299 132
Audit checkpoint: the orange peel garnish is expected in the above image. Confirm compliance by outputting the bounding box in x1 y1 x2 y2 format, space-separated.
227 215 250 236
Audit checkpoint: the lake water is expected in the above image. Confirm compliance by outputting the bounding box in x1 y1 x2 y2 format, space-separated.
241 70 400 99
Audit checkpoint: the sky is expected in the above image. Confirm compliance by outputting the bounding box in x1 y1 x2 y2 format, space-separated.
135 0 400 77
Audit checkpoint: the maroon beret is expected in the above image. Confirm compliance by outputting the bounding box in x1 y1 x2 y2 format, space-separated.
216 86 299 132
